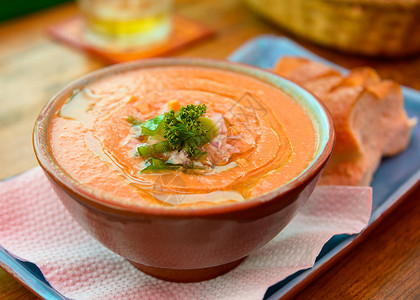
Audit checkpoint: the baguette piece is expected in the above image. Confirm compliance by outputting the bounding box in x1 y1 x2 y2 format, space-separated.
274 57 415 186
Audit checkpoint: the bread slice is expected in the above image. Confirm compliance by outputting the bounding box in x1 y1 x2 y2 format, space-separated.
274 56 341 84
274 56 414 186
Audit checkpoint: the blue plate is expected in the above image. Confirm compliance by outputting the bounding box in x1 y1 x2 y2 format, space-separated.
0 35 419 299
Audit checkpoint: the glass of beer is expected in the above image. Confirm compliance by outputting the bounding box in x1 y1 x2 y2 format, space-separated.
77 0 173 51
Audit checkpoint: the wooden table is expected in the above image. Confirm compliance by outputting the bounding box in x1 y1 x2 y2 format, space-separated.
1 0 419 299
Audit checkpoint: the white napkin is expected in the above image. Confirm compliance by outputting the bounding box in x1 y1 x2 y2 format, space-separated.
0 167 371 300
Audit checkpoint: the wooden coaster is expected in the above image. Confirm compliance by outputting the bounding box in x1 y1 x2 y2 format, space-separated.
47 15 214 63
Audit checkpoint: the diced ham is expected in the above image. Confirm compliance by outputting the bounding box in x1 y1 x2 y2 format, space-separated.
167 150 190 166
205 133 239 164
209 113 228 135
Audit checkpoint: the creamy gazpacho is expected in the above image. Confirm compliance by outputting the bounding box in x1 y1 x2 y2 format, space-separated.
49 65 317 207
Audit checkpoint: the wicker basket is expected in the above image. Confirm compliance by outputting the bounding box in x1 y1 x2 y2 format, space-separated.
245 0 420 57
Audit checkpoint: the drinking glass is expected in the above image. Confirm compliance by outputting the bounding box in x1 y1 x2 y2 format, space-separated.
77 0 173 51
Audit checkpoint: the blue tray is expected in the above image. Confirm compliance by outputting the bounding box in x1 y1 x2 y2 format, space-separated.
1 35 419 299
229 35 420 299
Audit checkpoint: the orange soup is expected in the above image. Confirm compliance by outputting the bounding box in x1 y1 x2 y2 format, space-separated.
48 66 316 207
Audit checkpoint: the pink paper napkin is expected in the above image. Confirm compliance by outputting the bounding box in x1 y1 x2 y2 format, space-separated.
0 167 372 300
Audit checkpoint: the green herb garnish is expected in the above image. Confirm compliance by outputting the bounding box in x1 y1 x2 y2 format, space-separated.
131 103 218 173
163 104 216 157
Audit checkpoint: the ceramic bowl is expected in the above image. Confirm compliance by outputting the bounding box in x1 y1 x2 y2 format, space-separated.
33 58 335 282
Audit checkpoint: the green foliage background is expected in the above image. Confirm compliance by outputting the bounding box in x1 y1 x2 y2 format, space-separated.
0 0 71 21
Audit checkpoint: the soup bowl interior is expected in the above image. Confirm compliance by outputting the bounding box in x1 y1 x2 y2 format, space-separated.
33 58 335 282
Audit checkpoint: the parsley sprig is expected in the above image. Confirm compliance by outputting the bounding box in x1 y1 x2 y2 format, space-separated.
163 104 209 157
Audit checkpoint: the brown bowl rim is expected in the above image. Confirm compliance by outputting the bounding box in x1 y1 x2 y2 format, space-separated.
33 57 335 218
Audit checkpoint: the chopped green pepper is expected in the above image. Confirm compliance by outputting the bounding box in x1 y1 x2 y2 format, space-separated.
126 116 142 126
137 141 172 157
141 114 165 136
141 157 182 173
198 116 218 141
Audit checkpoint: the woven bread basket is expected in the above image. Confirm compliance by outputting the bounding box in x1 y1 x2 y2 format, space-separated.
245 0 420 57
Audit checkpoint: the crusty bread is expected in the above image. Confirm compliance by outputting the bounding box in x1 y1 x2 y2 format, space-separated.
274 57 414 186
